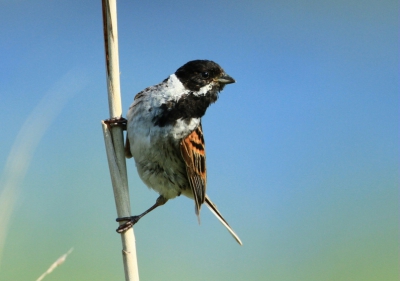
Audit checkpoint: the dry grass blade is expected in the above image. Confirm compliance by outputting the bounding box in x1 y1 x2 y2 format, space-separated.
35 248 74 281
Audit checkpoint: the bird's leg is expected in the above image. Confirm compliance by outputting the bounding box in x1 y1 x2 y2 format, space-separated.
104 117 127 130
116 195 168 233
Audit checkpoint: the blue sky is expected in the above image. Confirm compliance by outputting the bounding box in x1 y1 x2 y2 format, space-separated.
0 0 398 280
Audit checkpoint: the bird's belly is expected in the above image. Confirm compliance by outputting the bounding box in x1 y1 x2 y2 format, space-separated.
127 104 200 199
129 127 191 200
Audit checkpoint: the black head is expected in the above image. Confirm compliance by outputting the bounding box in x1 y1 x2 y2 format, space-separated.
175 60 235 92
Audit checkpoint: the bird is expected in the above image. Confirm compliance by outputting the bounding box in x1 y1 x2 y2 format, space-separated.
116 60 242 245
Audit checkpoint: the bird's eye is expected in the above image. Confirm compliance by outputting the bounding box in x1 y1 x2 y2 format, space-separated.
201 72 209 79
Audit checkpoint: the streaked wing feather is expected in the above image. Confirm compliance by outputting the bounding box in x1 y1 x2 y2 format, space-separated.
180 124 207 217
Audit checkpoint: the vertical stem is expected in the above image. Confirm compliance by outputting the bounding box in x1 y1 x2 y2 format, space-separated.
101 0 139 280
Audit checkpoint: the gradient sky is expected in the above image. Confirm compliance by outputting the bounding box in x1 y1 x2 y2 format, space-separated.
0 1 398 280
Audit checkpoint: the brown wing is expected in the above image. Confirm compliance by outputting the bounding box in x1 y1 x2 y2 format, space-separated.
180 124 207 217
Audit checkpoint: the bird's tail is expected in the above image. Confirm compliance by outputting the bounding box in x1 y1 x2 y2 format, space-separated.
205 195 242 246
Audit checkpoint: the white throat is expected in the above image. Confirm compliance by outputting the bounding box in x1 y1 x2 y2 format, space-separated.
169 74 213 97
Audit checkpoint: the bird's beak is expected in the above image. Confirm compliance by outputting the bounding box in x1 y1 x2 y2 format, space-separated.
218 74 235 84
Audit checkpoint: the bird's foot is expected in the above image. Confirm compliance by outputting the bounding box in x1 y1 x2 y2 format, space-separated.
115 216 140 233
104 117 127 130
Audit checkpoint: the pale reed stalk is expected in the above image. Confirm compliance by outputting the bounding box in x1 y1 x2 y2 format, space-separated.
101 0 139 280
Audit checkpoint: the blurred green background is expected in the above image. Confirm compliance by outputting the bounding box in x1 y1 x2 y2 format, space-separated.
0 0 398 280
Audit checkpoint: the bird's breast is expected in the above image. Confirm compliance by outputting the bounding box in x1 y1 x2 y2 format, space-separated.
126 99 200 199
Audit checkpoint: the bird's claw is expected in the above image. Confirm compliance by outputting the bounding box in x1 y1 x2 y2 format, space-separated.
116 216 140 233
104 117 127 130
